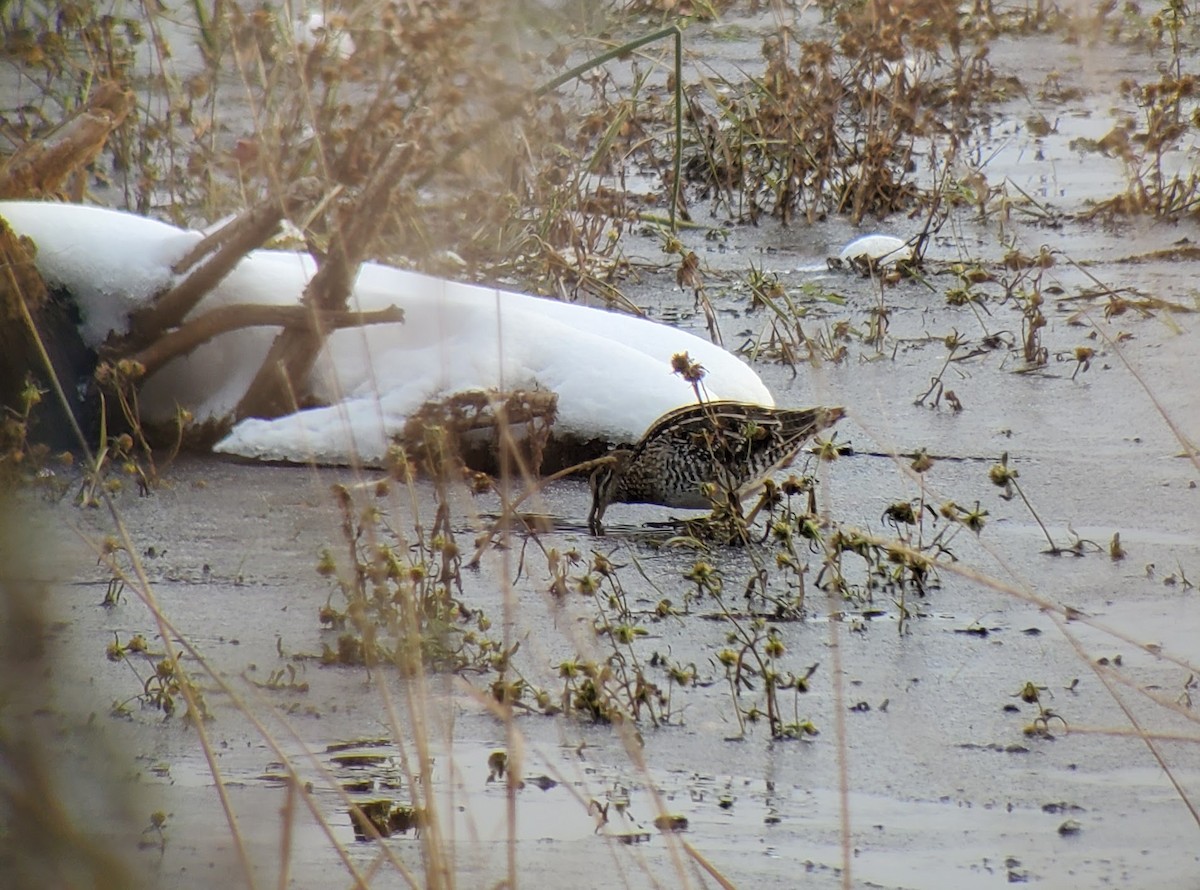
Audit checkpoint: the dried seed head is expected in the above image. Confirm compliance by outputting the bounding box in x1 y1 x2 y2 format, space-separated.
988 461 1018 486
670 351 707 383
910 449 934 473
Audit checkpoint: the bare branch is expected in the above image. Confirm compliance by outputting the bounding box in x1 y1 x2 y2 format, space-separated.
235 143 414 420
126 177 325 343
124 303 403 379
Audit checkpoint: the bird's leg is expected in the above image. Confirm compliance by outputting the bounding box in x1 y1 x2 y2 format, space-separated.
587 503 606 536
469 453 617 564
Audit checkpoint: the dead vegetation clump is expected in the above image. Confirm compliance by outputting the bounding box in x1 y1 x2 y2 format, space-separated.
684 0 1013 225
0 1 669 295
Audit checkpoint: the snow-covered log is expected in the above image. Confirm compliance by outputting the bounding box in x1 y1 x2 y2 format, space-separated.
1 201 774 466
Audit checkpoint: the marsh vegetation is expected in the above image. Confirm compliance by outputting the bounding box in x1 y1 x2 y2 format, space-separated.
1 1 1198 888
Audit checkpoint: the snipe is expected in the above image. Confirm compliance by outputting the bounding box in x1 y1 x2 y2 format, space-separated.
587 401 845 533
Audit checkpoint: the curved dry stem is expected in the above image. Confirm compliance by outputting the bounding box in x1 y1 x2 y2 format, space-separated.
1054 612 1200 830
86 538 409 889
13 286 262 887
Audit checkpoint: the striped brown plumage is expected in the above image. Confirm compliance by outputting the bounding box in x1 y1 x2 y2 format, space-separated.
588 401 845 533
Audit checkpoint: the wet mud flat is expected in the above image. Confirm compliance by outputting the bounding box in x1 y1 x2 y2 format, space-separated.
7 284 1198 889
3 4 1200 890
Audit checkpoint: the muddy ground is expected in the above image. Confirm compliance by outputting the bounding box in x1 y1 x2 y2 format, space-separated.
3 3 1200 889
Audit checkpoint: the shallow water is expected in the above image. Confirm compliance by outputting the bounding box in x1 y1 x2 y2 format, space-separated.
4 4 1200 889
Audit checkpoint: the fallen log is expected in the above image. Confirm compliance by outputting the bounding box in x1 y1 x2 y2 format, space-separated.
0 82 133 200
0 218 93 448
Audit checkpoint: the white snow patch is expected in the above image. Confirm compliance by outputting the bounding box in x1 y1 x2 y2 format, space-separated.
837 234 912 266
1 201 200 346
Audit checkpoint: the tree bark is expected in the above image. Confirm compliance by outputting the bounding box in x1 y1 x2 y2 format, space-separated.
123 303 403 379
0 83 133 199
0 219 93 447
124 177 324 344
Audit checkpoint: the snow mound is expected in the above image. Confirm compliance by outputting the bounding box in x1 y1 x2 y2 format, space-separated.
1 201 775 465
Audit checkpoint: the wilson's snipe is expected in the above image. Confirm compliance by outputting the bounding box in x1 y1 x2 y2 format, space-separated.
587 401 845 533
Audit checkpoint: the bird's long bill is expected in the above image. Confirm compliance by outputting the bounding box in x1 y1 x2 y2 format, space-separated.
818 406 847 432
